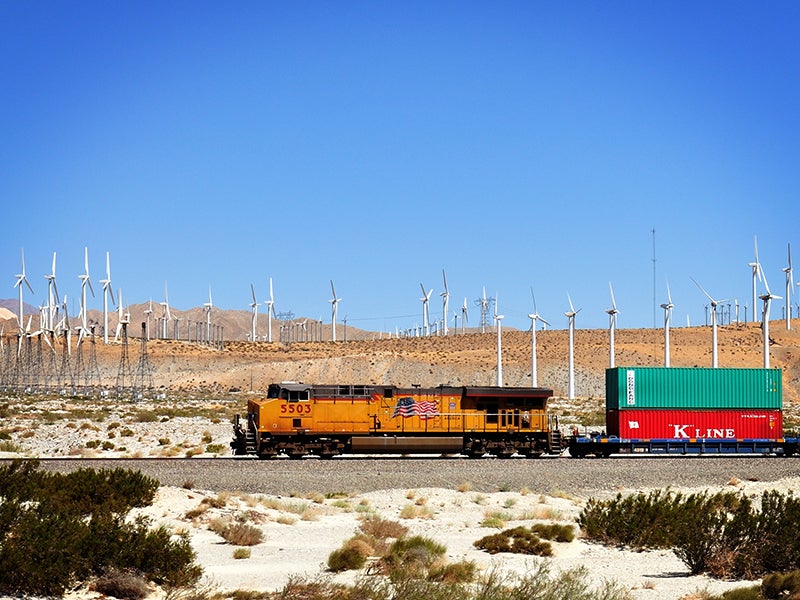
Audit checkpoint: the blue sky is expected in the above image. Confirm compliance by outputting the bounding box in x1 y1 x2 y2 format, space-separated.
2 1 798 334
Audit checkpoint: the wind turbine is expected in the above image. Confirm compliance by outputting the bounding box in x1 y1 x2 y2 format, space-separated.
528 287 549 387
99 251 115 344
57 293 72 355
494 292 503 387
461 298 468 334
143 299 153 340
440 269 450 336
748 236 762 324
161 281 172 340
265 277 275 343
760 260 781 368
13 249 34 346
204 287 213 344
784 243 794 331
329 280 341 341
419 283 432 336
660 281 674 367
605 282 619 368
114 289 126 342
691 277 727 368
565 294 580 400
249 283 259 341
77 247 95 345
43 251 59 333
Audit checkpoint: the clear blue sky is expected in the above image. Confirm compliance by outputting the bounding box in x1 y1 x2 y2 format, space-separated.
2 1 798 333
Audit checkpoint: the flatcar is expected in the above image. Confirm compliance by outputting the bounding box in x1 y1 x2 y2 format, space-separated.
231 382 566 459
569 367 800 458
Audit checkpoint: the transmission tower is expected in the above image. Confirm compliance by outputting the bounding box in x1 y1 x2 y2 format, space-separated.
73 340 86 396
134 323 154 397
57 332 75 396
115 320 134 400
85 327 102 395
473 296 495 333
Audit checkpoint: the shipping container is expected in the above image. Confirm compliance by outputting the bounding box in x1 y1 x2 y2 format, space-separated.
606 367 782 410
606 409 783 440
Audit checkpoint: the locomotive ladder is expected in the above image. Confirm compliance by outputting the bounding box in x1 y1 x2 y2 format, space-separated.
243 425 257 454
548 428 563 453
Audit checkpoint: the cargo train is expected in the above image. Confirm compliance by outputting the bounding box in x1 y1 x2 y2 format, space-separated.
230 367 799 458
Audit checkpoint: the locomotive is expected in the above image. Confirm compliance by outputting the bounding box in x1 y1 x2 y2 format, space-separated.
230 382 566 459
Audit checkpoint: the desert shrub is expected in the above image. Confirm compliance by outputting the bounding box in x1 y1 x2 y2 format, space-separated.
720 586 763 600
531 522 576 542
206 444 225 454
233 548 251 560
327 546 368 572
92 569 150 600
761 570 800 599
0 440 22 453
380 536 447 582
218 523 264 546
134 411 159 423
474 526 554 556
0 460 201 596
427 560 477 584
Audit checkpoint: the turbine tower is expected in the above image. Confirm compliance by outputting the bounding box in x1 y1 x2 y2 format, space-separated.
77 247 95 345
329 280 341 341
43 251 59 333
605 282 619 368
748 236 762 324
419 283 432 336
660 281 674 367
249 283 259 341
692 277 726 368
204 287 213 345
528 287 549 387
461 298 468 335
784 243 794 331
494 293 503 387
13 248 34 345
265 277 275 343
760 261 781 368
565 294 580 400
99 251 115 344
440 269 450 336
160 281 172 340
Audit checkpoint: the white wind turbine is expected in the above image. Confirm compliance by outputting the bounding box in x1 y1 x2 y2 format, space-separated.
419 283 433 336
784 243 794 330
440 269 450 336
691 277 727 368
13 249 34 345
660 281 674 367
329 280 341 341
43 251 59 333
605 282 619 368
461 297 468 334
204 287 213 344
161 281 172 340
565 294 580 400
143 299 153 340
249 283 259 341
494 292 504 387
57 293 72 355
99 251 115 344
760 259 781 368
77 247 95 345
528 287 550 387
265 278 275 343
748 235 762 324
114 288 126 342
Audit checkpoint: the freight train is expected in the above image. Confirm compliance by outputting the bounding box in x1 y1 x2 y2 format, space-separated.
230 382 566 458
230 368 798 458
569 367 799 457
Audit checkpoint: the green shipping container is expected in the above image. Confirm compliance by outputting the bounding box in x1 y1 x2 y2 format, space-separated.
606 367 783 410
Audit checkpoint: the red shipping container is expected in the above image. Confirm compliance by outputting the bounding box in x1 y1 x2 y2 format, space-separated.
607 409 783 440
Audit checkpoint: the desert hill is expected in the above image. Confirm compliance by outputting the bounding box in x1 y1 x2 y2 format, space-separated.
2 317 797 407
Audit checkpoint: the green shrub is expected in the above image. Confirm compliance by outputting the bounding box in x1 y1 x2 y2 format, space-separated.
327 546 368 572
233 548 251 560
531 522 576 542
474 526 554 556
762 570 800 599
427 560 477 584
380 536 447 581
0 460 201 596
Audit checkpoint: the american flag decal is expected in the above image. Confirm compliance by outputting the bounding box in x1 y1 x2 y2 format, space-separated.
391 397 439 419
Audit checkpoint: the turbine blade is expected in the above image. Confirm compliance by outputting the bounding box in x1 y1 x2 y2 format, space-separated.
691 277 715 303
609 281 617 310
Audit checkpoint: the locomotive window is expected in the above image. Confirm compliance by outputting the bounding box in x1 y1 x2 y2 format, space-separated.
352 385 366 396
338 385 350 396
286 390 309 402
384 388 393 399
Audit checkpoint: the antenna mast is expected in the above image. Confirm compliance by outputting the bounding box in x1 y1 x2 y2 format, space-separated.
652 228 657 329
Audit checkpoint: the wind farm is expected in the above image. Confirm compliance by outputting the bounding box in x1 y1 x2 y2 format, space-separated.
1 235 799 404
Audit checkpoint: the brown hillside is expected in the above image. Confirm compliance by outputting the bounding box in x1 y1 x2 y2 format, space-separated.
3 319 797 406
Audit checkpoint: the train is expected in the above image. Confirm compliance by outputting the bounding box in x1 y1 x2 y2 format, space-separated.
230 367 799 458
230 382 566 458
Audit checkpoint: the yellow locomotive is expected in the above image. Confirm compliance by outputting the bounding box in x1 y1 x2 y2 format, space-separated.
231 382 564 458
